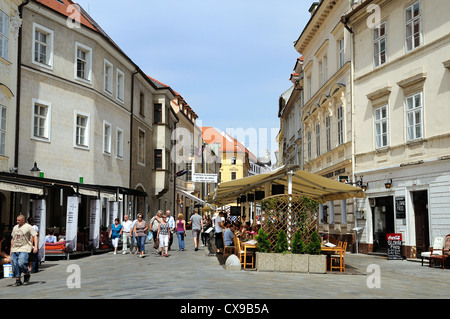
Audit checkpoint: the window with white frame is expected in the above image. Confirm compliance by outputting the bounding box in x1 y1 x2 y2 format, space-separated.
373 22 387 67
138 129 145 165
315 123 321 156
326 115 331 152
406 92 423 141
319 61 324 87
103 121 111 155
32 23 54 68
374 105 389 148
405 1 422 52
323 55 328 83
74 111 89 149
32 99 51 141
338 37 345 68
0 105 6 156
307 131 312 160
116 128 123 159
75 42 92 82
337 105 344 145
116 69 124 102
104 59 113 94
0 10 9 60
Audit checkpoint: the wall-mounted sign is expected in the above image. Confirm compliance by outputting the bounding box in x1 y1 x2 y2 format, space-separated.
395 196 406 219
192 173 218 183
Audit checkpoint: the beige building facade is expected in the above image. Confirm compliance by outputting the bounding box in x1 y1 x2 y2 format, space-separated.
344 0 450 257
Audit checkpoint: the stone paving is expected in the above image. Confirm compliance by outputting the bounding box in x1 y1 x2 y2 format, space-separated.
1 236 449 301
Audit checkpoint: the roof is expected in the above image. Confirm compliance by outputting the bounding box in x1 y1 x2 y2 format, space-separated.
202 127 257 161
207 164 365 206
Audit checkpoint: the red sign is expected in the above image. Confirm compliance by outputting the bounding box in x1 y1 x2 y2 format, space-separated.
387 233 402 241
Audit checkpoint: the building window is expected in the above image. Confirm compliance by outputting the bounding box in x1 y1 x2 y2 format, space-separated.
154 103 162 124
326 115 331 152
185 162 192 181
307 75 312 100
337 105 344 145
154 149 162 169
319 61 324 87
116 69 124 102
374 105 389 148
231 157 236 165
307 131 312 160
0 105 6 155
116 128 123 159
103 121 111 155
32 23 54 69
32 99 51 142
231 172 237 180
75 42 92 82
139 92 145 116
104 59 113 94
406 92 423 141
373 22 387 67
316 123 321 156
405 1 422 52
338 37 345 68
323 55 328 83
0 10 9 60
138 129 145 165
74 111 89 149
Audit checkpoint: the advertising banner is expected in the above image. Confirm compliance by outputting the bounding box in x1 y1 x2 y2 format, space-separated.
33 199 46 262
66 196 79 253
89 199 100 249
387 233 403 260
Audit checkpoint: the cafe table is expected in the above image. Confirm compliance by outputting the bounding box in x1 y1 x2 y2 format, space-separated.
321 243 345 272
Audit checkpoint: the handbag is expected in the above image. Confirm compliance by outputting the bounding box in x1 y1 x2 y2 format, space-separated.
147 231 153 241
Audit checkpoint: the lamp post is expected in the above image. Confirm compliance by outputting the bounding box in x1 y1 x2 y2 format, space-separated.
31 162 41 177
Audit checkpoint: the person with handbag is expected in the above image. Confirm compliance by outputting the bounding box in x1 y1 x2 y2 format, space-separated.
150 210 163 255
133 214 147 258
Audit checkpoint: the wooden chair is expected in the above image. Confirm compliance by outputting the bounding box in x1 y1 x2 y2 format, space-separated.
234 236 255 269
429 235 450 269
330 242 347 272
222 231 235 256
421 237 444 266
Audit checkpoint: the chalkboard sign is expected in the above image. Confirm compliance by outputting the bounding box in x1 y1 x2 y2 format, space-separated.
395 197 406 219
387 233 403 260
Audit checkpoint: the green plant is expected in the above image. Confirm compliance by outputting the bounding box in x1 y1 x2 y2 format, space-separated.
305 231 322 255
291 230 305 254
255 228 271 253
274 230 289 253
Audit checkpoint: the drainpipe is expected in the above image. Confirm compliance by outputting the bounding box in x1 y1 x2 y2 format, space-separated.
14 0 30 171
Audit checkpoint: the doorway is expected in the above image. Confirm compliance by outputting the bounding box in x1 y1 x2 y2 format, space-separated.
371 196 395 252
412 190 429 255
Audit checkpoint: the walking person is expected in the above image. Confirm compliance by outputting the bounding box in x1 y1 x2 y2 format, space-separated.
213 211 225 254
133 214 147 258
27 217 39 273
10 215 38 286
158 214 170 257
109 218 122 255
201 215 212 247
121 215 133 254
166 210 175 251
189 209 203 251
176 213 186 251
150 210 163 255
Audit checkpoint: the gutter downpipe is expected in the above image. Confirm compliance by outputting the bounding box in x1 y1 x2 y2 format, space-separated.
15 0 30 170
129 69 138 218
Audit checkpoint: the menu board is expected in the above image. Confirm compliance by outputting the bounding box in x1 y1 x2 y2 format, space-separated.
395 197 406 219
387 233 403 260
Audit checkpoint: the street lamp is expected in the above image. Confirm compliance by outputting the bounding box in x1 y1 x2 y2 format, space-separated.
31 162 41 177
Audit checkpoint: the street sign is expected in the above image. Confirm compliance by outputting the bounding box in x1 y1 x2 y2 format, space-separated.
192 173 218 183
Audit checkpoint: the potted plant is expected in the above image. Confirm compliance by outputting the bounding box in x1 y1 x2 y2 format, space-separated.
255 228 275 271
291 229 308 272
306 231 326 273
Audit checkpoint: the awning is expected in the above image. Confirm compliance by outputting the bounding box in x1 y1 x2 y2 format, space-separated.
207 164 366 206
0 181 44 196
177 189 205 204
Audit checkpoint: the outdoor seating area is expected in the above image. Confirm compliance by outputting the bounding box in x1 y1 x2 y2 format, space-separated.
321 241 347 273
421 234 450 269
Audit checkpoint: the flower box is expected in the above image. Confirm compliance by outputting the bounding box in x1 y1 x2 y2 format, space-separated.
256 252 325 273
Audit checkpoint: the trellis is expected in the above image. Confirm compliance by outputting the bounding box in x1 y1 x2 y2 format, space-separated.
260 194 319 251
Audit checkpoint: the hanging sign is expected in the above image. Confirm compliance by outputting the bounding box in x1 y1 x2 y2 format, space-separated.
192 173 218 183
89 199 100 249
66 196 79 253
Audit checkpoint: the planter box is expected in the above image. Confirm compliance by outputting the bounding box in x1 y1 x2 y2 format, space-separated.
256 252 325 273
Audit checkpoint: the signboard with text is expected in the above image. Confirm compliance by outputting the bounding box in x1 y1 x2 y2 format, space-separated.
387 233 403 260
192 173 218 183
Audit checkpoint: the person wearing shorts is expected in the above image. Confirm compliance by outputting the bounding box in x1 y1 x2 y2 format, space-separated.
109 218 122 255
189 209 203 251
158 215 170 257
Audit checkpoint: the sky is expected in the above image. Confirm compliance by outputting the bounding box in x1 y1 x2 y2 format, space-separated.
74 0 312 160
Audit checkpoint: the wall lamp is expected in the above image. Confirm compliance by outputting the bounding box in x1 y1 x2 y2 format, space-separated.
385 179 393 189
350 176 368 191
31 162 41 177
